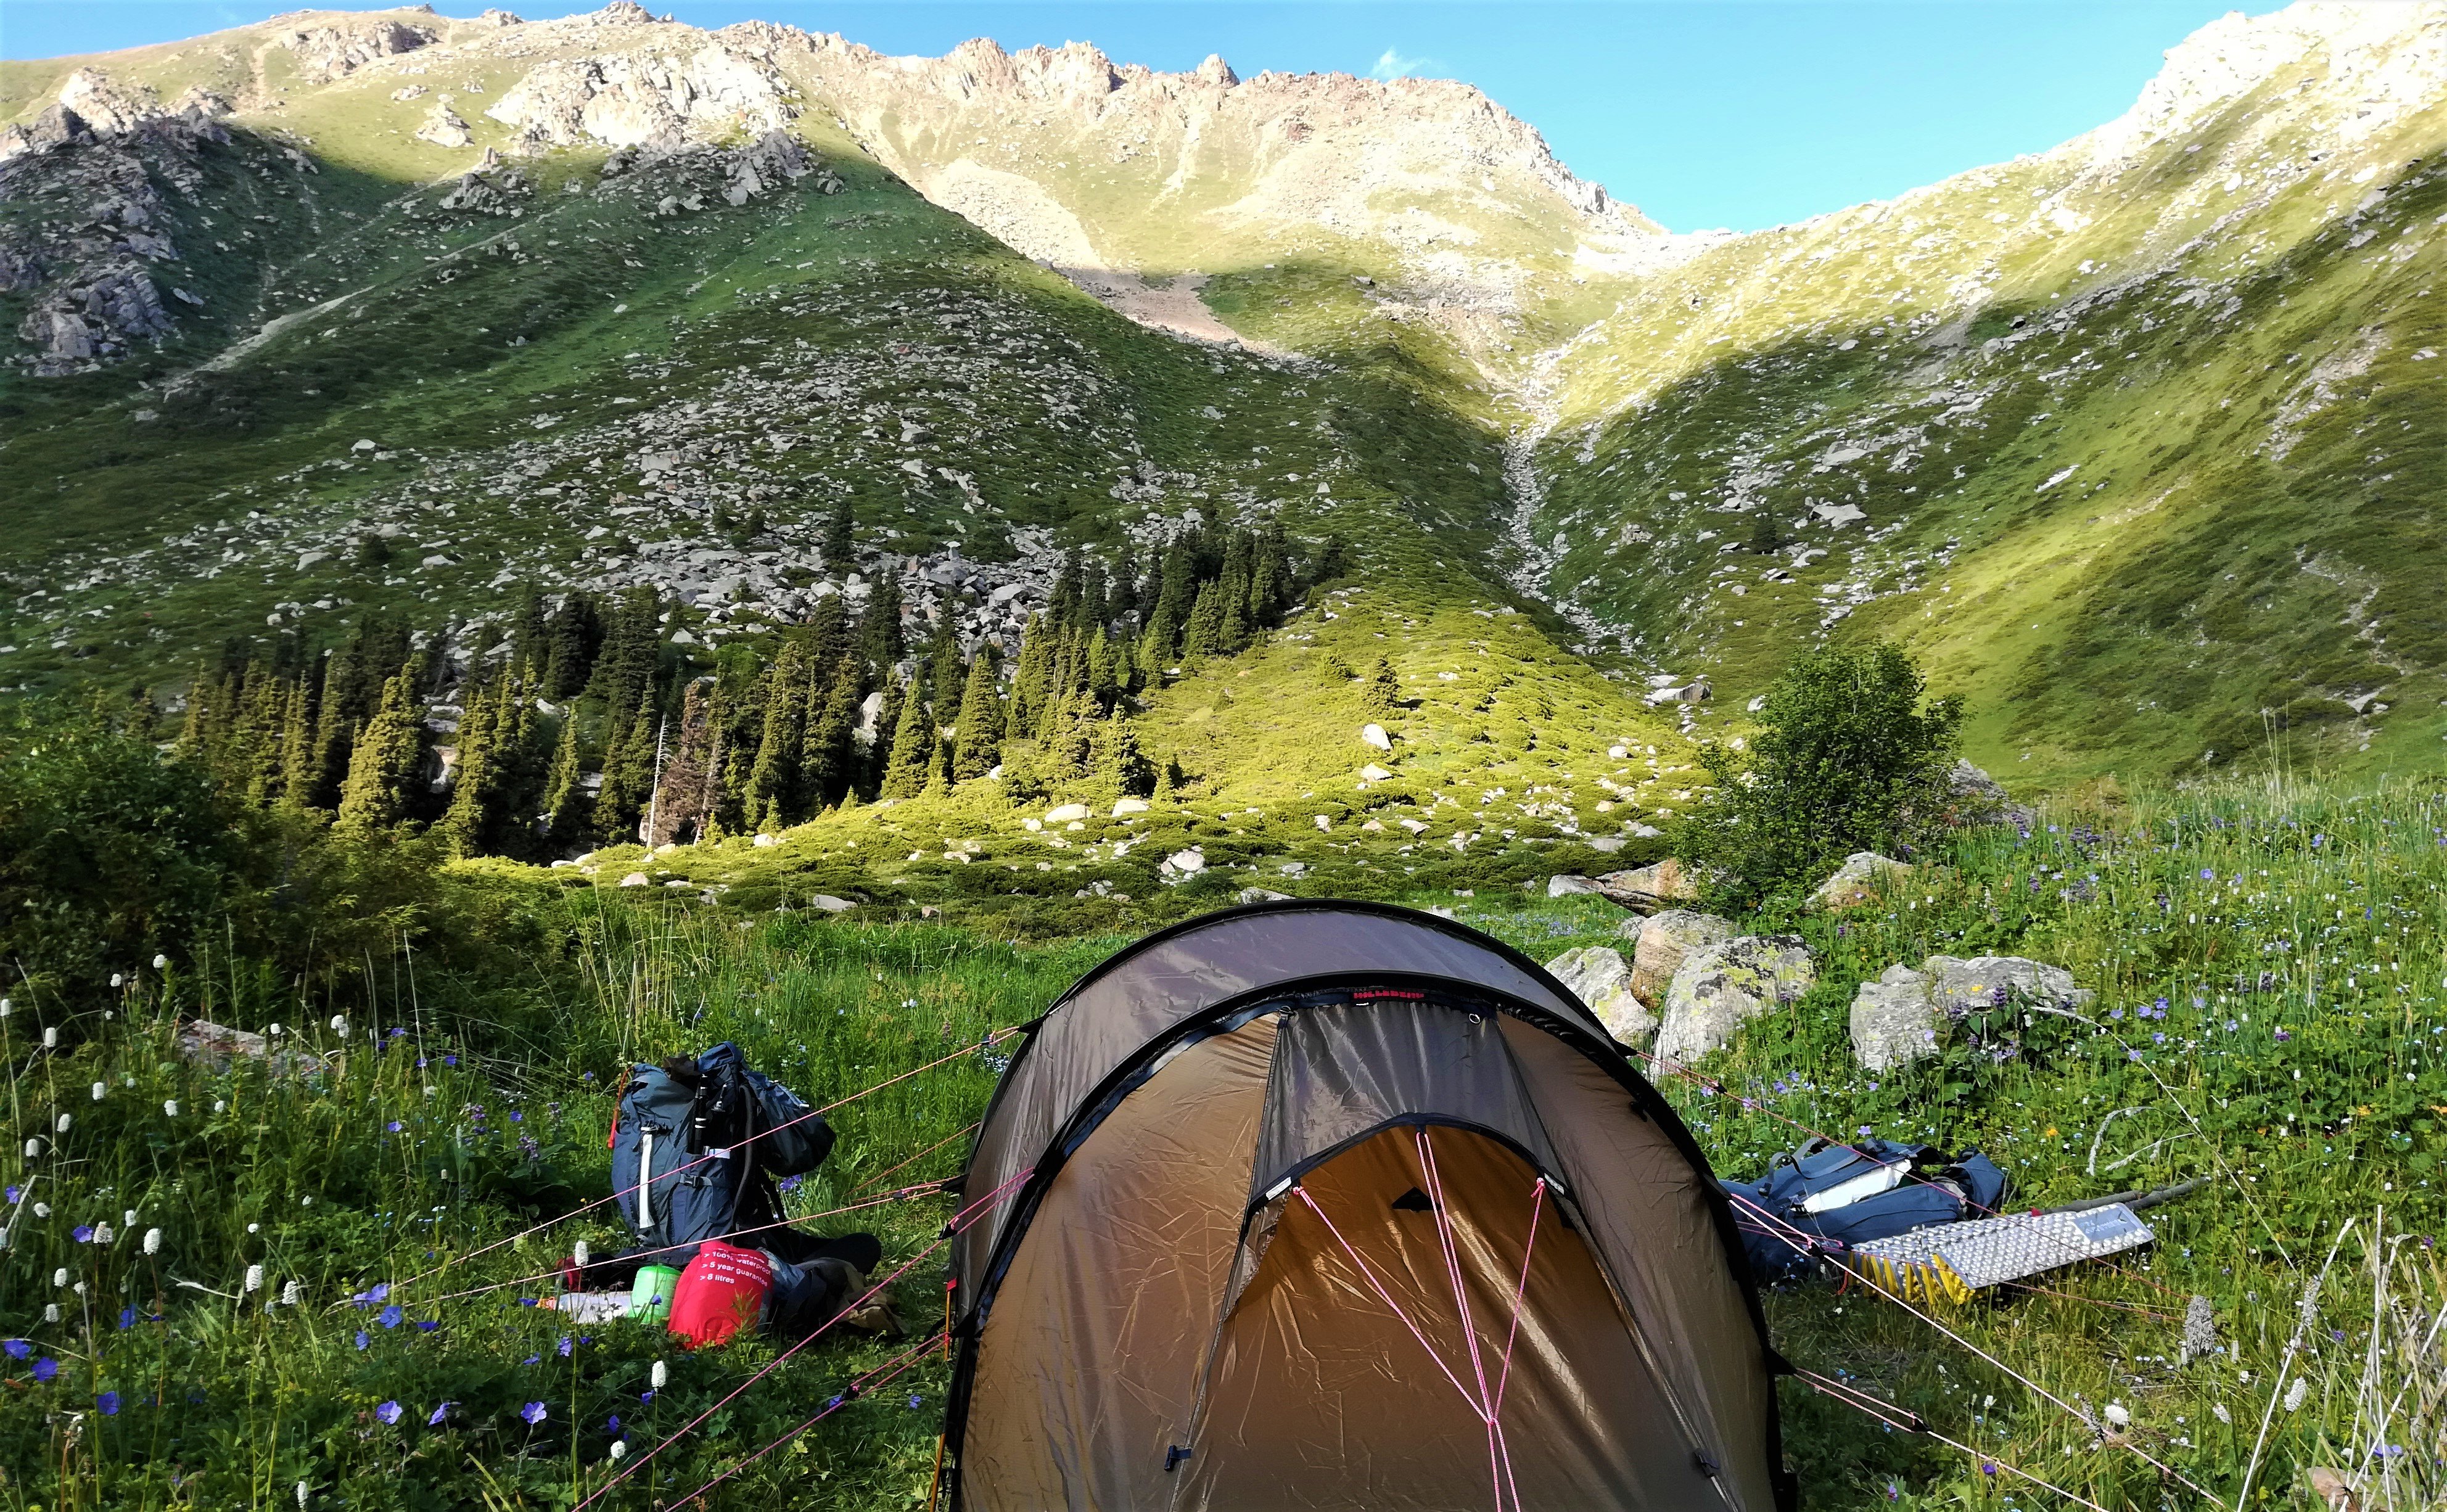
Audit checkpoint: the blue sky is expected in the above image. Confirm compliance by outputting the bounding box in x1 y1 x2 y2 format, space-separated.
6 2 2243 231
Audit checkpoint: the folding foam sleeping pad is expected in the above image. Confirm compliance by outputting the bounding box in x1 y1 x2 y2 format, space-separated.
942 900 1794 1511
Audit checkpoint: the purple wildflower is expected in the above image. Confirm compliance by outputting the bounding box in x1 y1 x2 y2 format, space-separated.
376 1401 403 1425
519 1401 547 1425
72 1225 93 1243
355 1331 369 1351
2 1340 28 1360
31 1358 57 1383
379 1305 403 1329
429 1402 454 1426
98 1391 120 1416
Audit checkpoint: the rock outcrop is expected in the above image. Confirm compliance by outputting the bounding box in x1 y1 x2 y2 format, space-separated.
1593 857 1700 913
1848 954 2093 1071
484 45 792 150
1809 852 1911 911
1627 909 1734 1006
1544 945 1655 1047
1654 935 1814 1063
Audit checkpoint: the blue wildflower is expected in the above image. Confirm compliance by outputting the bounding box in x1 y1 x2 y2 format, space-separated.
379 1305 403 1329
4 1340 29 1360
98 1391 120 1416
519 1401 547 1425
429 1402 454 1426
376 1401 403 1425
355 1331 370 1350
31 1358 57 1383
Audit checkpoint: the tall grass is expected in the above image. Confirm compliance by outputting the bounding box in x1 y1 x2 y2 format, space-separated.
1 777 2441 1508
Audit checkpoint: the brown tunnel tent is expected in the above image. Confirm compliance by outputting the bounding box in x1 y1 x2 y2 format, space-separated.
944 901 1794 1511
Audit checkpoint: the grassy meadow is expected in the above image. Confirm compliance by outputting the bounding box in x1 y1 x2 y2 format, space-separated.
3 767 2443 1510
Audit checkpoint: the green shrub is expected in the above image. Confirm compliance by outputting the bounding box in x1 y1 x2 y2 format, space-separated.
1679 643 1963 901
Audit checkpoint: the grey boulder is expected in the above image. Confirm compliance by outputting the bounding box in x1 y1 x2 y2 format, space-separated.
1655 935 1815 1063
1848 954 2094 1071
1627 910 1735 1006
1809 852 1911 911
1545 945 1658 1048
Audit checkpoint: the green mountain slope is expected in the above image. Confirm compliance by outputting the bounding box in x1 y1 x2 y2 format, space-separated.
1527 2 2447 779
5 1 2446 792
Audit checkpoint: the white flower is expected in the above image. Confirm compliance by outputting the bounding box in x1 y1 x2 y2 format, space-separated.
2213 1403 2231 1424
269 1022 283 1037
91 1082 106 1102
20 1140 38 1159
213 1099 227 1114
2103 1402 2130 1429
123 1209 137 1227
608 1440 628 1462
153 955 169 970
163 1099 179 1118
244 1264 265 1294
296 1481 310 1510
2284 1378 2309 1411
650 1360 668 1390
72 1281 86 1297
281 1281 303 1306
110 973 124 988
31 1202 49 1218
54 1113 70 1135
92 1223 112 1246
52 1268 68 1287
574 1239 590 1267
143 1228 162 1255
329 1015 348 1035
42 1304 58 1324
42 1027 57 1048
246 1223 260 1235
0 998 9 1014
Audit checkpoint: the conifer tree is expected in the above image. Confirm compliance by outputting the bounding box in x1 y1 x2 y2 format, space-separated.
745 640 810 830
586 588 662 720
1253 521 1291 625
435 670 500 857
1111 546 1141 628
1093 710 1156 801
823 493 853 566
1009 614 1051 736
866 676 905 799
805 594 853 689
952 649 1003 781
276 660 320 808
878 676 934 800
927 617 963 716
1361 656 1402 720
508 588 548 671
1034 691 1098 789
1180 581 1223 664
1080 559 1108 631
541 594 602 700
1085 628 1117 712
858 573 905 680
335 665 428 833
803 666 859 811
924 725 953 797
702 645 765 840
1048 551 1080 630
540 712 591 850
595 694 660 845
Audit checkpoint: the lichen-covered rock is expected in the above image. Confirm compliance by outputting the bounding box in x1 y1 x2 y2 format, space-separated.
1809 851 1911 910
1627 909 1734 1006
1848 953 2094 1070
1544 945 1657 1048
1655 935 1814 1062
1594 856 1699 913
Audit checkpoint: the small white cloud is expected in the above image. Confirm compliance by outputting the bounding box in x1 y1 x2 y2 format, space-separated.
1370 47 1442 81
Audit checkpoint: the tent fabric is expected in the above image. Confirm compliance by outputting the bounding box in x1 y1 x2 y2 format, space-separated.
947 900 1790 1512
955 904 1601 1290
